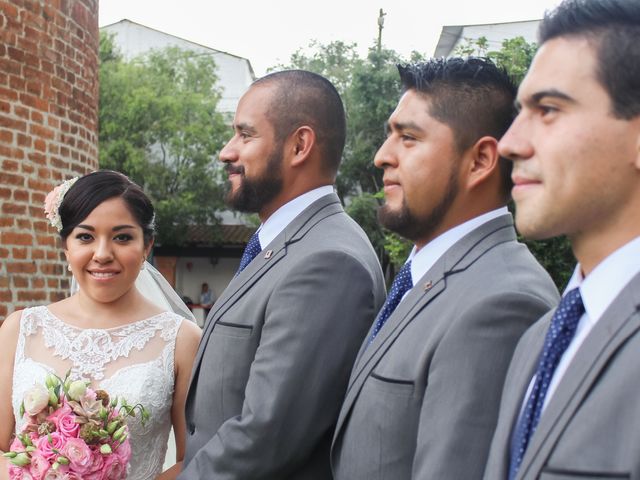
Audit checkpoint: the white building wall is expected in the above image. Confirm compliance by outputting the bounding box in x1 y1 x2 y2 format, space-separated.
101 20 254 113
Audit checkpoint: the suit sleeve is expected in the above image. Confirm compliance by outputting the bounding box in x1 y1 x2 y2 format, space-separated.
411 292 553 480
179 250 381 479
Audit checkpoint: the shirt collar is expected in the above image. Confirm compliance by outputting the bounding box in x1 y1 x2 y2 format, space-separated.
257 185 334 248
407 207 510 283
564 235 640 325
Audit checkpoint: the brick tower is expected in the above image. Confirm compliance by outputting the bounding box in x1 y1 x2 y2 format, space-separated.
0 0 99 321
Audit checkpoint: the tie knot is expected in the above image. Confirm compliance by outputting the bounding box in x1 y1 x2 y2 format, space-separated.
368 260 413 343
236 231 262 274
548 287 584 340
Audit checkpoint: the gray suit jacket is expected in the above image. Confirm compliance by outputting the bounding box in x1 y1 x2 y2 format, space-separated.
484 271 640 480
179 193 386 480
331 214 559 480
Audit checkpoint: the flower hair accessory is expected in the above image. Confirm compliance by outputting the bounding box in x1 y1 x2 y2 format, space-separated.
44 177 79 232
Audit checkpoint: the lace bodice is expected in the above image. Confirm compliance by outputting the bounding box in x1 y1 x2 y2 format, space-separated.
12 306 184 480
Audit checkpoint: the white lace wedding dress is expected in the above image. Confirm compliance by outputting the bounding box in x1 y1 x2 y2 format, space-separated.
12 306 184 480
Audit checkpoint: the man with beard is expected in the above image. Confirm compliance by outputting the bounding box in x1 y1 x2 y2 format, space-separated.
178 70 385 479
330 58 559 480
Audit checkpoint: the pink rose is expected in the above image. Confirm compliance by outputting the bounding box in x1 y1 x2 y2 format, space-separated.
102 454 128 480
113 439 131 465
87 447 105 473
42 467 71 480
36 432 65 461
55 413 79 439
47 402 72 426
10 436 23 451
28 453 50 480
60 438 92 474
8 463 31 479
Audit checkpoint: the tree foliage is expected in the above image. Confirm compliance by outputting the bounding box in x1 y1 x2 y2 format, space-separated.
274 35 574 288
99 33 229 245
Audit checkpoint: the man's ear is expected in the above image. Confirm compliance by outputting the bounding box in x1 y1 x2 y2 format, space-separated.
464 136 500 190
289 126 316 167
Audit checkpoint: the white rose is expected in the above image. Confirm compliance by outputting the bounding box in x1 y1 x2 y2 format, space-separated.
23 383 49 416
67 380 87 401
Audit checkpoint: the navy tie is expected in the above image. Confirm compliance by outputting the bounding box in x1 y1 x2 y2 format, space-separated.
509 288 584 479
368 261 413 344
236 231 262 275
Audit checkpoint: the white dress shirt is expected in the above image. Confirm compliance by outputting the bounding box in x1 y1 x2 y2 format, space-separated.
257 185 334 249
530 234 640 411
402 207 510 298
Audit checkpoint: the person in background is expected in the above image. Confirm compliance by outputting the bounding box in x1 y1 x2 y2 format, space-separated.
199 283 214 320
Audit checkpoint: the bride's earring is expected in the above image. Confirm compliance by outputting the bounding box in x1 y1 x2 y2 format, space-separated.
141 257 146 271
67 264 72 272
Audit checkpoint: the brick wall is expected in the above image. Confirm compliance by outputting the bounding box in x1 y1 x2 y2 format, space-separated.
0 0 99 321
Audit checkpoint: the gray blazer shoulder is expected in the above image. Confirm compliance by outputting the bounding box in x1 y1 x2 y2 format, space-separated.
484 271 640 480
179 193 385 480
331 214 559 480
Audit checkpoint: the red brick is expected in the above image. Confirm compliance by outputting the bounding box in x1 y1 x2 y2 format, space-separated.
0 218 14 227
0 172 25 186
0 248 8 259
7 262 37 274
32 278 45 288
0 116 26 132
1 232 33 246
2 202 26 215
41 263 62 275
31 248 45 259
13 277 28 288
0 188 10 199
0 290 12 302
0 277 8 288
18 291 47 302
13 189 28 202
12 248 27 260
2 160 19 172
16 133 31 147
16 219 32 229
0 129 12 143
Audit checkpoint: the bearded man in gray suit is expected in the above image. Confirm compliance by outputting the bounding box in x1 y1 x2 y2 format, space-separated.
483 1 640 479
178 70 385 479
330 58 559 480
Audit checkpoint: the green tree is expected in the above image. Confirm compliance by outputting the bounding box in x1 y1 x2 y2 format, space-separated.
99 33 228 245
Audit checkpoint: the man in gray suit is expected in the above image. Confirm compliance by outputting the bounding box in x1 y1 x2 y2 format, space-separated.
483 1 640 479
330 58 559 480
178 70 386 479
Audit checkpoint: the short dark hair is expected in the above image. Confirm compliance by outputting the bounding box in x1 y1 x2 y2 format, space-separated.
59 170 155 246
539 0 640 120
253 70 346 176
398 58 517 196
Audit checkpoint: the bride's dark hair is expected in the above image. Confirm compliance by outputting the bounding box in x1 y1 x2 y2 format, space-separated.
59 170 155 246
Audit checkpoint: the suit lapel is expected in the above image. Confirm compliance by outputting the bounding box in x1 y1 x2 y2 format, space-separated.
517 272 640 479
334 214 517 439
187 194 344 403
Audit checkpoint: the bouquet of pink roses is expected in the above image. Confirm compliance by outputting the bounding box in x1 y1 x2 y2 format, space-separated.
3 372 148 480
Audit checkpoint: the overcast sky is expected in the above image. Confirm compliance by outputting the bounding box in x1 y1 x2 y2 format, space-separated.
99 0 562 77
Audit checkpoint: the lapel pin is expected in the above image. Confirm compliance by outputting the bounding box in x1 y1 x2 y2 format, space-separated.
264 250 273 259
423 280 433 291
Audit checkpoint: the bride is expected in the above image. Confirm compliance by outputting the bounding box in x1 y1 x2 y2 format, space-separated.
0 170 201 480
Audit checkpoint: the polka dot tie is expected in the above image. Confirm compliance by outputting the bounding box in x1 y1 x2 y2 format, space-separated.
508 287 584 480
368 260 413 345
236 231 262 275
